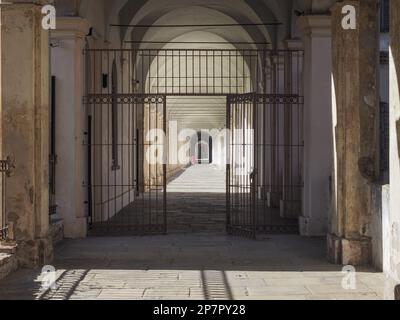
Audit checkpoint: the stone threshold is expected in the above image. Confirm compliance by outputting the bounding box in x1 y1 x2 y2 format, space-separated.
0 244 18 281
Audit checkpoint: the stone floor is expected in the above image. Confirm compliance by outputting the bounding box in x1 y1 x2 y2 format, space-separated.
0 234 386 300
167 164 226 193
94 164 228 234
167 163 226 233
0 165 386 300
101 164 297 234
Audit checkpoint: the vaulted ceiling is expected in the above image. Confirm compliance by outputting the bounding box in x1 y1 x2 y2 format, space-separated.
54 0 335 130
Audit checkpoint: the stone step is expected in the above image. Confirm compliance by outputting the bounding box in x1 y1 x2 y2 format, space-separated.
0 252 18 281
0 244 17 255
0 253 13 267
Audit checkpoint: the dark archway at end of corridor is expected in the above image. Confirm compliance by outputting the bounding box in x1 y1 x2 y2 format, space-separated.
196 131 213 164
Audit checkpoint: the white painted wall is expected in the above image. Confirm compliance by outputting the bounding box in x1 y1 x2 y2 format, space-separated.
51 18 91 238
298 15 332 236
386 33 400 299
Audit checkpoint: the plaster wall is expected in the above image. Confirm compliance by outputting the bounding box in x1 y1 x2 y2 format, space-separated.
386 0 400 298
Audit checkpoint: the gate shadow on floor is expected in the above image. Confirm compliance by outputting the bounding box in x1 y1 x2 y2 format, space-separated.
0 234 383 300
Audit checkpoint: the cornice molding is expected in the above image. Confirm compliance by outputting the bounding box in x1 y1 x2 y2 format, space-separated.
284 38 303 50
298 15 332 37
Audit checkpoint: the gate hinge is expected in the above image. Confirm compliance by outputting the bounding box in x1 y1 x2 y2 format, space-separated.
0 157 15 177
49 154 58 165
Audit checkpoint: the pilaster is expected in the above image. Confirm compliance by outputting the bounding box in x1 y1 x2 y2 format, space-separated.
50 17 90 238
0 1 54 267
298 15 333 236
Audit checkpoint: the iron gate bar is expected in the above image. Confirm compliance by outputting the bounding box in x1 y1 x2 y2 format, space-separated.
49 76 58 216
125 41 270 45
0 157 13 241
85 93 167 236
86 115 93 226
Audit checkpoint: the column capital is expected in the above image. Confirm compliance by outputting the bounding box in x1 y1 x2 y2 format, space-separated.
50 17 90 40
298 15 332 37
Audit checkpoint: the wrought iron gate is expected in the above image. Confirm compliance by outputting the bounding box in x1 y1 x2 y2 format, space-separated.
84 48 303 237
227 93 304 239
85 94 167 235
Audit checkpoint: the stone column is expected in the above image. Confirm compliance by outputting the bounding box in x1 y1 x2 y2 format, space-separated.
298 15 333 235
50 17 90 238
328 0 380 265
0 1 53 267
386 0 400 299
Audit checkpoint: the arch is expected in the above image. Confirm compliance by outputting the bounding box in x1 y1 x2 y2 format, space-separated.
188 130 215 164
143 31 254 95
115 0 281 48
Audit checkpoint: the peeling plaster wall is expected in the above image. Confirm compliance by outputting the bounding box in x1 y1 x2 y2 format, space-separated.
1 3 53 267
